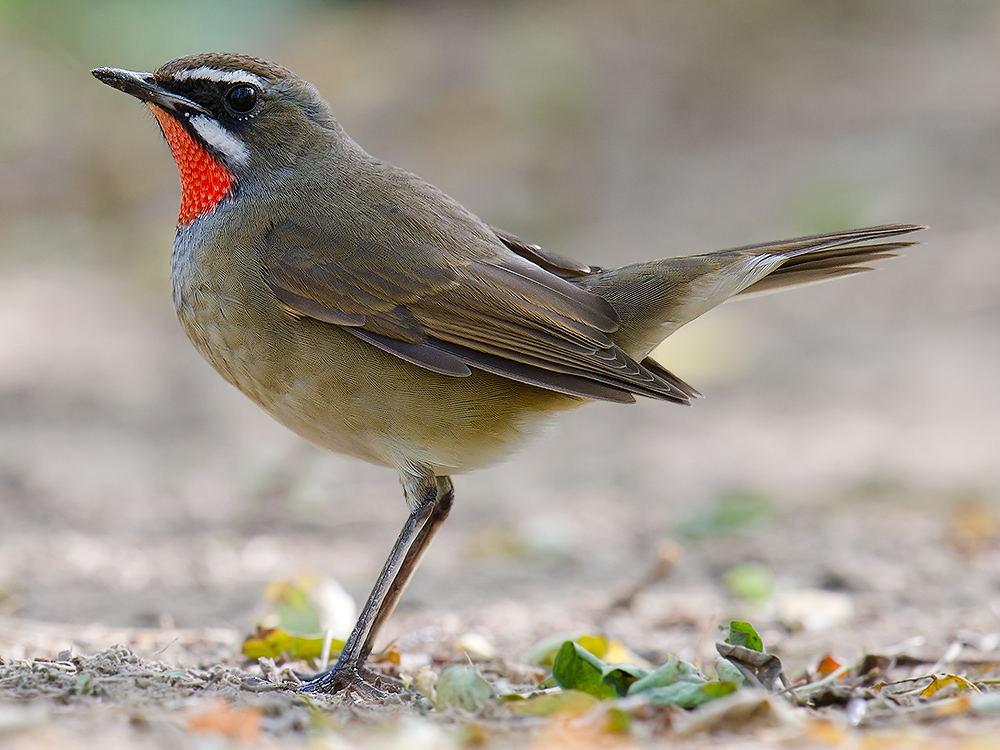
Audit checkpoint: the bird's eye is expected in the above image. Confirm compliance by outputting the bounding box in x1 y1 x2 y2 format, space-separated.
225 84 258 114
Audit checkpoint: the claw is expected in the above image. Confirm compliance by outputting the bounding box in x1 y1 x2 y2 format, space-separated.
300 665 404 699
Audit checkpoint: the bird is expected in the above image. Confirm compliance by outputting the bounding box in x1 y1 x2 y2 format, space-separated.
92 53 922 698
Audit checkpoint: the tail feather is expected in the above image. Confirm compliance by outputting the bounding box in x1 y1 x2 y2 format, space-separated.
575 224 925 361
722 223 920 256
737 239 915 296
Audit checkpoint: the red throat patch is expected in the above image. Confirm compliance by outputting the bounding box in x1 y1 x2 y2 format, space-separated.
149 105 233 227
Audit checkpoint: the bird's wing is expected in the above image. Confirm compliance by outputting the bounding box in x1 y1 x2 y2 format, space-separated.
488 225 599 278
261 216 691 404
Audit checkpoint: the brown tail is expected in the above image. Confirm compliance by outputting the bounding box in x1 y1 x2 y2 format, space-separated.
576 223 925 360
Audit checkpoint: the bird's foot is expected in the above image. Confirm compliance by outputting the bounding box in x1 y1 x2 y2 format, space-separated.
299 664 404 700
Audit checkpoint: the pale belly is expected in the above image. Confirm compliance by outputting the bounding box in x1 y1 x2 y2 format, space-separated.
171 254 583 476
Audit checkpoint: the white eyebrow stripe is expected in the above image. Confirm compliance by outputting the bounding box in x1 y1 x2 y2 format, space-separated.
189 114 250 165
172 66 264 87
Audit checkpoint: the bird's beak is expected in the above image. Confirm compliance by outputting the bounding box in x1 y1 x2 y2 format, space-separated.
92 67 210 116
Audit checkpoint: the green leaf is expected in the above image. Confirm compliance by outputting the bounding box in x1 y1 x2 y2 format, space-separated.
726 621 764 652
640 681 715 708
649 681 738 708
701 680 740 700
601 664 652 697
434 664 495 712
266 580 323 635
627 655 707 696
715 658 748 686
724 563 773 603
551 642 616 700
625 654 743 709
678 490 772 538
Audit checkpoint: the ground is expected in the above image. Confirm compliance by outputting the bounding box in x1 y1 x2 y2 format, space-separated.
2 2 1000 747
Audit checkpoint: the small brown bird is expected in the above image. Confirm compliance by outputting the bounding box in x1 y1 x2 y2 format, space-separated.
92 53 922 697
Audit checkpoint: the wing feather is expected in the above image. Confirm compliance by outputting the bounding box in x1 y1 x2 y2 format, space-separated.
261 217 689 403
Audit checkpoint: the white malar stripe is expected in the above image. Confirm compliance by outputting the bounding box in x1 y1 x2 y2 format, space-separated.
172 66 264 88
189 114 250 165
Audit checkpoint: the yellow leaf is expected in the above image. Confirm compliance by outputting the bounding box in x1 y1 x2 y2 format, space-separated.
242 626 293 660
920 673 978 699
576 635 608 659
525 632 648 668
576 634 650 668
603 639 652 669
241 626 338 663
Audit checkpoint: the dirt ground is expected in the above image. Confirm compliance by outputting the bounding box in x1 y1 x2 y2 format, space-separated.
3 2 1000 747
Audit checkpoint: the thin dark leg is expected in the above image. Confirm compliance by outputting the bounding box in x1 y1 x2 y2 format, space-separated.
301 474 454 697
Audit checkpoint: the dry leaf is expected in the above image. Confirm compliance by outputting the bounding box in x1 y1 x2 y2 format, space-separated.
816 653 843 678
186 700 262 742
919 673 978 699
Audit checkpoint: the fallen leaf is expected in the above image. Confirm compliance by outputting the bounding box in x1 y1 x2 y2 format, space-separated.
674 690 804 735
816 654 843 678
435 663 495 712
551 642 617 700
626 655 737 709
602 664 651 697
576 634 610 659
725 621 764 652
602 639 651 668
371 643 401 665
241 625 338 663
627 655 707 694
920 673 978 699
716 642 782 691
411 665 438 703
187 700 261 742
638 680 738 709
507 689 600 717
525 632 592 667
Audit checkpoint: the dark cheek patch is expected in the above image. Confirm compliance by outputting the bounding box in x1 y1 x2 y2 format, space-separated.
150 105 233 227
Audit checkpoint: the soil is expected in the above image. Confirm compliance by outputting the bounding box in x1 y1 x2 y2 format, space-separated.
3 2 1000 747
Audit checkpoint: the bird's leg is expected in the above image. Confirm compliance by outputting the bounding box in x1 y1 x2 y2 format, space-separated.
301 473 454 698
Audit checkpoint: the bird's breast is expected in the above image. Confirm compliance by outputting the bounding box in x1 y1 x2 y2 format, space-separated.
168 220 584 476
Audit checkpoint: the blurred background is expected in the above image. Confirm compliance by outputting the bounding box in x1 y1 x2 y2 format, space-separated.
1 1 999 664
